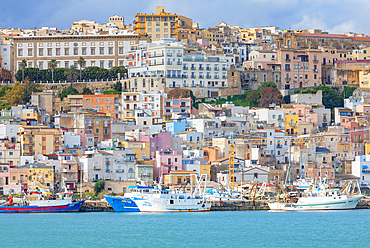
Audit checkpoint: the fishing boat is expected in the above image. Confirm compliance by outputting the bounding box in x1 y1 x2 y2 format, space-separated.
105 174 211 212
268 180 363 211
0 182 85 213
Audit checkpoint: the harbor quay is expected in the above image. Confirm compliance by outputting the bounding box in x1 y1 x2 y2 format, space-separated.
79 198 370 212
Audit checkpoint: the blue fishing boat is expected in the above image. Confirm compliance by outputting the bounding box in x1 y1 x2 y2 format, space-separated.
104 186 153 212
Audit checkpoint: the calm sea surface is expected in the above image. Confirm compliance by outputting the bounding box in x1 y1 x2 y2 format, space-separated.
2 210 369 247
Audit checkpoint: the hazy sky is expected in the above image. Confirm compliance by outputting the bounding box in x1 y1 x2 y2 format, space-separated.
1 0 369 34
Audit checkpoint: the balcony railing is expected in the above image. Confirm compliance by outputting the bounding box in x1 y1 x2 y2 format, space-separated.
177 54 182 57
313 69 319 72
206 67 211 70
285 77 291 81
167 61 172 65
177 61 182 65
167 54 172 57
214 75 219 79
313 59 319 63
285 68 291 71
93 166 101 170
183 66 188 70
206 75 211 79
191 67 196 70
199 67 204 70
214 67 219 71
162 162 173 166
222 67 226 71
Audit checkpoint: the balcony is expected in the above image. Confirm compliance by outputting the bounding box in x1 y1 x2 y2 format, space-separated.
62 177 78 182
222 76 226 79
199 75 203 78
214 75 219 79
362 170 370 174
116 169 125 173
285 68 291 71
167 53 172 57
183 66 188 70
62 169 78 173
93 166 101 170
182 75 188 78
206 67 211 70
149 62 164 66
167 61 172 65
162 162 173 166
177 54 182 57
222 67 226 71
276 144 282 148
214 67 219 71
206 75 211 79
285 77 291 81
313 59 319 63
191 67 196 70
313 69 319 72
286 58 291 62
199 67 204 70
177 61 182 65
149 54 164 58
191 75 196 78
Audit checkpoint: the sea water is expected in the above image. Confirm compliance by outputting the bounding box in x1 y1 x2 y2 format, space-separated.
2 210 369 247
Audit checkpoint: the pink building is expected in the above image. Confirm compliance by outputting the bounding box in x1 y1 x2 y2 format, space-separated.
142 132 172 159
277 48 322 90
342 122 364 156
0 163 10 195
75 128 100 148
58 154 79 191
155 150 182 182
243 50 276 70
285 104 319 127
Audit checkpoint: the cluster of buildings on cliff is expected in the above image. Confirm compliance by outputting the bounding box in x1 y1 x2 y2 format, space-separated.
1 6 370 97
0 88 370 194
2 6 370 194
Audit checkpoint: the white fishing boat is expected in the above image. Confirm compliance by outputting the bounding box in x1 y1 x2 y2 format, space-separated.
126 174 211 212
268 181 363 211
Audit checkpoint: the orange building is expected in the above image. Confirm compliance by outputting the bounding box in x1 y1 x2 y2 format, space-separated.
203 147 220 162
83 95 121 120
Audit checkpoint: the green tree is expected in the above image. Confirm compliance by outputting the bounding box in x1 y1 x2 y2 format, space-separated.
77 57 86 81
94 180 105 195
82 66 108 80
5 82 24 106
82 87 94 95
244 90 259 106
113 81 122 92
108 66 127 79
257 81 277 95
0 85 12 97
19 59 27 82
64 65 79 96
49 59 57 82
24 80 42 103
59 87 79 101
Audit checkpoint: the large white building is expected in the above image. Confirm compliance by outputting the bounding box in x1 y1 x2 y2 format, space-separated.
352 155 370 186
12 34 148 76
128 39 228 97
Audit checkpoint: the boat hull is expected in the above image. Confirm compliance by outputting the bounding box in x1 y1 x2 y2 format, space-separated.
268 195 363 211
132 197 212 212
104 196 140 212
0 200 85 213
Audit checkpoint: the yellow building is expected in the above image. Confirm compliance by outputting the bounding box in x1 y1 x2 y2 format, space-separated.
121 141 150 159
134 6 178 41
365 143 370 155
20 163 54 190
359 70 370 87
164 170 198 185
19 126 63 158
347 47 370 61
285 114 299 136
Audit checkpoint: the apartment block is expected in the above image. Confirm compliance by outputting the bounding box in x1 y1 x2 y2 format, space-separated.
134 6 178 41
163 97 192 120
83 94 121 120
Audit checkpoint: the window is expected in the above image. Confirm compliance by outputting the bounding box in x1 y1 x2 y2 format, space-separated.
100 48 104 54
56 49 60 55
82 48 86 55
65 48 69 55
39 49 43 56
91 48 95 55
109 48 113 54
156 28 160 32
96 129 99 133
28 49 32 56
18 49 22 56
74 48 78 55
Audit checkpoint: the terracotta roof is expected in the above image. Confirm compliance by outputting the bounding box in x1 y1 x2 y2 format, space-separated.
335 59 370 64
295 33 370 42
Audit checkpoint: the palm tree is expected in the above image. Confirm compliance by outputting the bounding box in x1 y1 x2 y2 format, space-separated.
64 65 79 95
77 57 85 81
49 59 57 82
20 59 27 82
